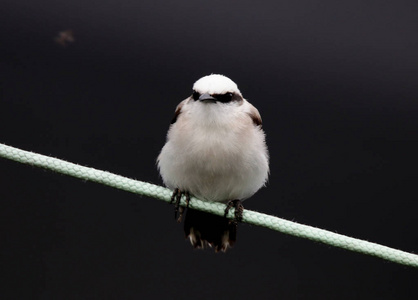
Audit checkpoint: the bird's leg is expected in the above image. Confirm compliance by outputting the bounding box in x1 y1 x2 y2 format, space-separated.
177 192 190 223
170 188 190 222
170 188 180 205
224 199 244 226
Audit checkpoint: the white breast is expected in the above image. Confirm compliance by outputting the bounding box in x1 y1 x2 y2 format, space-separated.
157 99 269 203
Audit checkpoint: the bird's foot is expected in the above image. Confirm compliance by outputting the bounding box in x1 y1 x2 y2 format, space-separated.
224 199 244 226
170 188 190 222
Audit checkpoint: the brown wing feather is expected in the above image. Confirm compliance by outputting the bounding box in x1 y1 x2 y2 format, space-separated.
170 100 187 124
247 105 263 127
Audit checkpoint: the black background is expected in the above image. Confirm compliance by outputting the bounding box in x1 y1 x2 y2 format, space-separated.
1 0 418 299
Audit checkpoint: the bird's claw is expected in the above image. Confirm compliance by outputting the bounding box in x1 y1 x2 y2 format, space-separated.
170 188 190 222
224 199 244 226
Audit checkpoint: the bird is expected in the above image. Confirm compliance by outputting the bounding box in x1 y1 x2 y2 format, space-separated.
157 74 269 252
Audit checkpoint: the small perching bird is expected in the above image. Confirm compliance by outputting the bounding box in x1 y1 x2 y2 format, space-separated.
157 74 269 252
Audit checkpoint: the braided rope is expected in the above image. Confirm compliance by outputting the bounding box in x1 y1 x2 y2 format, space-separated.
0 143 417 267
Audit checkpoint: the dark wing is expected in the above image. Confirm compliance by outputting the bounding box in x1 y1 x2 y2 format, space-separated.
247 104 263 127
170 99 187 124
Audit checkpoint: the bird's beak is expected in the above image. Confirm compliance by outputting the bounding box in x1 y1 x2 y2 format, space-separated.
198 93 217 102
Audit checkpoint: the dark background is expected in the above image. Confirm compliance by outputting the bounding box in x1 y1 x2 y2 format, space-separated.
1 0 418 299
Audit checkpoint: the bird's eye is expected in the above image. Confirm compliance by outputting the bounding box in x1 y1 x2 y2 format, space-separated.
192 91 200 100
216 92 233 103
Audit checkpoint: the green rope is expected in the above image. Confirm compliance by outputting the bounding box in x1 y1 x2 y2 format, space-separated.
0 142 417 268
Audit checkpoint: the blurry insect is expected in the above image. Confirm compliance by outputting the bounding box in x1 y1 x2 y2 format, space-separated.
54 30 75 47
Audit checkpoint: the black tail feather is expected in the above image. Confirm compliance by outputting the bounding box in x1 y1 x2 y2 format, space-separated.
184 208 237 252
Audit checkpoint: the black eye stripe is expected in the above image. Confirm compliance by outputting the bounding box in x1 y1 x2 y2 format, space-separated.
214 93 243 103
191 91 243 103
213 93 233 103
192 91 200 100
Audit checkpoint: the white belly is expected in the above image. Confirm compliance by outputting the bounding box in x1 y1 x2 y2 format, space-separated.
158 123 269 202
